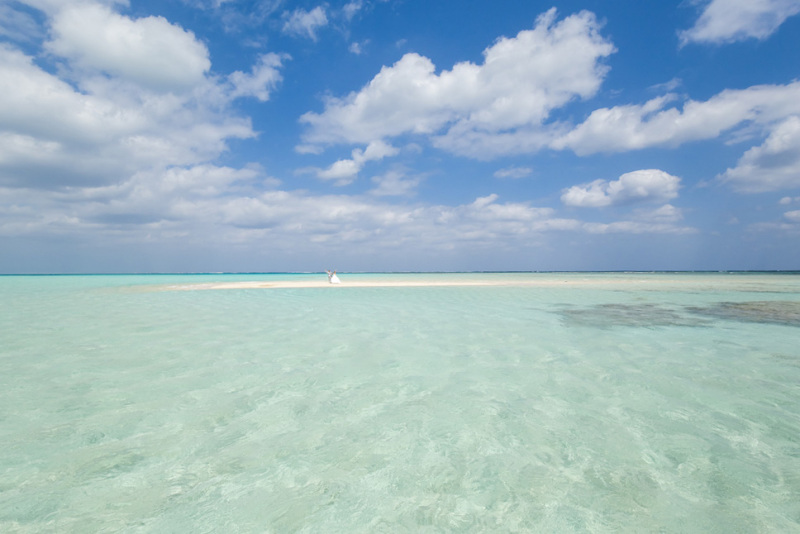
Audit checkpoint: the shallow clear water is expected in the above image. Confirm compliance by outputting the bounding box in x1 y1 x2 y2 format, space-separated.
1 273 799 532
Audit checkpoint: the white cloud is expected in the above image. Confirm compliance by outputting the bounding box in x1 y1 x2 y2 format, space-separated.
633 204 684 223
282 6 328 41
303 25 800 169
369 170 422 197
680 0 800 45
228 53 287 102
343 1 364 21
2 161 695 263
494 167 533 179
468 194 554 221
315 159 361 183
785 210 800 222
581 220 695 235
220 191 564 246
0 163 263 237
0 0 292 192
0 0 713 268
45 2 211 92
360 140 400 161
551 81 800 155
561 170 681 207
548 80 800 194
348 41 367 55
779 196 800 204
317 140 399 185
300 8 615 157
720 116 800 192
0 44 254 188
295 144 324 155
432 125 562 160
649 78 682 93
82 165 264 224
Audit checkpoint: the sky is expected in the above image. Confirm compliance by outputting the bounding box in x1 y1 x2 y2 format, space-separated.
1 0 800 273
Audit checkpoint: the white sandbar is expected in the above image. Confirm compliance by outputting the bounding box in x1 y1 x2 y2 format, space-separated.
167 279 562 290
158 273 800 292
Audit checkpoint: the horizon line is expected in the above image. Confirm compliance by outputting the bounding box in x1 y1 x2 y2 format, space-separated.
2 270 800 276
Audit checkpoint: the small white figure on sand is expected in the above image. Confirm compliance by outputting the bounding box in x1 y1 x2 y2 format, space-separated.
326 270 341 284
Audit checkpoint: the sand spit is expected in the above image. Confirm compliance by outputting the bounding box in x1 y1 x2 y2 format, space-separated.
164 279 571 291
154 274 799 292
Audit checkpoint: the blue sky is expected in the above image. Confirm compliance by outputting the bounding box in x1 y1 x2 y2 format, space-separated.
1 0 800 273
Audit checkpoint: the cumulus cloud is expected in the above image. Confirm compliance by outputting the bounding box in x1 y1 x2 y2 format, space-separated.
282 6 328 41
0 163 260 238
720 116 800 192
0 176 541 248
0 0 290 193
44 2 211 92
369 170 422 197
785 210 800 222
2 158 695 267
581 220 695 235
467 194 554 222
548 80 800 194
343 1 364 21
680 0 800 45
0 0 710 269
561 170 681 208
228 53 287 102
633 204 684 223
81 165 265 226
316 141 399 185
348 41 366 55
552 82 800 155
300 8 615 158
0 43 254 189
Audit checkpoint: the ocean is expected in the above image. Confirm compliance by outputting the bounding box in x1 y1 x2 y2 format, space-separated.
1 272 798 532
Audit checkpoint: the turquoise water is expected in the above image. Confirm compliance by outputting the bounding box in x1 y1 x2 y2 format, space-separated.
1 273 799 532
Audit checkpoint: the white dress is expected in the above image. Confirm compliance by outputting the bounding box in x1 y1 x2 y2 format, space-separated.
330 273 341 284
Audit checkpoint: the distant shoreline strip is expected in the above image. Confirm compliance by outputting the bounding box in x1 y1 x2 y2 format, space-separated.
163 279 593 290
159 278 774 291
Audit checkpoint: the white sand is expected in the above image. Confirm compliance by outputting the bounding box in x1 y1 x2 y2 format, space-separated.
164 277 660 291
167 280 536 290
157 273 800 292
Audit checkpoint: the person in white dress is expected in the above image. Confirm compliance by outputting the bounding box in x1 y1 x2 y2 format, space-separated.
326 270 341 284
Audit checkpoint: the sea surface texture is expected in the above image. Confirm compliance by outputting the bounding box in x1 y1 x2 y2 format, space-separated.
1 273 799 532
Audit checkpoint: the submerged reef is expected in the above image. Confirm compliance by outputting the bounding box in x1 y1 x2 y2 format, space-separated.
559 300 800 328
558 303 704 328
687 301 800 327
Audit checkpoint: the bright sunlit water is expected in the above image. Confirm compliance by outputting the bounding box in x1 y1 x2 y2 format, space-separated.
1 273 799 532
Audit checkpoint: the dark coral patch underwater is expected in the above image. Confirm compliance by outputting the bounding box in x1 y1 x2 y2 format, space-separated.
687 301 800 327
558 303 706 328
558 301 800 328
